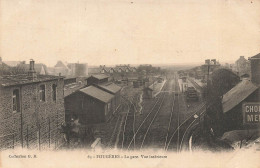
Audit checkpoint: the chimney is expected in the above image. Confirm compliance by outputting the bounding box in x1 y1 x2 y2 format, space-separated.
249 55 260 85
28 59 37 79
205 59 210 65
211 59 216 65
0 57 2 64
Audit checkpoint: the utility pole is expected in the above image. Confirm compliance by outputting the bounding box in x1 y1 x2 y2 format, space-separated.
204 59 211 134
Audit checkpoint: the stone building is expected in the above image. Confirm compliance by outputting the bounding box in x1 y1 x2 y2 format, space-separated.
0 60 65 150
233 56 251 77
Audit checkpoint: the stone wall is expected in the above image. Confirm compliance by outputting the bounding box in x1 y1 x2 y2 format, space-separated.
0 78 65 150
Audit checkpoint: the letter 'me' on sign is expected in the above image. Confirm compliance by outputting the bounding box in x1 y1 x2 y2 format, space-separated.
243 102 260 125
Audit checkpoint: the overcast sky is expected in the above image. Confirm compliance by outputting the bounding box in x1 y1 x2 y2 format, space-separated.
1 0 260 66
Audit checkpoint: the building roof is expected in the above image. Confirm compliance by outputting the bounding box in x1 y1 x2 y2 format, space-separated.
97 82 121 94
3 61 22 67
90 74 109 80
222 80 258 113
54 61 67 68
251 53 260 59
64 83 86 97
79 86 114 103
0 74 63 87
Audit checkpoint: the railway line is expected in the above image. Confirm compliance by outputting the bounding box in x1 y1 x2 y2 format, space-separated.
165 102 206 151
120 96 137 149
127 80 170 150
107 72 207 152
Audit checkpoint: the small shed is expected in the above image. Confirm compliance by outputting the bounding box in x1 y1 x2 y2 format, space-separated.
143 86 153 99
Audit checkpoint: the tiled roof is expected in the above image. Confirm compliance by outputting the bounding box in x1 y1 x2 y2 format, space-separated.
97 82 121 94
222 80 258 113
0 74 63 87
79 86 114 103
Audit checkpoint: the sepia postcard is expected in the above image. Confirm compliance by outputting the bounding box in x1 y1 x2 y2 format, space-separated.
0 0 260 167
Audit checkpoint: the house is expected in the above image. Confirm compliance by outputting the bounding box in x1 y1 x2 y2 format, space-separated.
64 86 115 124
233 56 251 76
100 65 109 74
0 60 65 150
86 74 109 86
109 68 116 74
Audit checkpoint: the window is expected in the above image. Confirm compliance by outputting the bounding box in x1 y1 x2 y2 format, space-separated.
39 85 45 102
13 89 20 112
52 84 57 102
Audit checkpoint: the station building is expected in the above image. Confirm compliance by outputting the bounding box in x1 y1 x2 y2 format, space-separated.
0 60 65 150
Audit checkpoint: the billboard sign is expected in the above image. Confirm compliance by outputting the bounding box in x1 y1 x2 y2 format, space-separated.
243 102 260 125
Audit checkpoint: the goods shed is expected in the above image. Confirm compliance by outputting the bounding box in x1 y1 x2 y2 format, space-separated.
64 86 115 124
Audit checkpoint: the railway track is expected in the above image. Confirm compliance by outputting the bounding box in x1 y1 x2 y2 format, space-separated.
126 79 170 150
107 97 130 149
165 102 206 151
164 74 180 151
120 96 137 149
163 92 176 150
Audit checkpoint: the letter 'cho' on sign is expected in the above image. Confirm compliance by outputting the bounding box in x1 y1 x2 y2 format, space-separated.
243 102 260 125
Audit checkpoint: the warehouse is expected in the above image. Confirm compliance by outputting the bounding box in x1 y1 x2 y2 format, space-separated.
64 85 115 124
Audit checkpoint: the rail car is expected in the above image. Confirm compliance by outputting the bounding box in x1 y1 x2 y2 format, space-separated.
185 86 199 101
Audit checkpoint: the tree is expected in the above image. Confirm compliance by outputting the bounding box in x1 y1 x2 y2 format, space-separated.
204 68 240 137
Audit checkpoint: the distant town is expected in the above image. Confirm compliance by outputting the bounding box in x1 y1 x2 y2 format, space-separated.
0 53 259 152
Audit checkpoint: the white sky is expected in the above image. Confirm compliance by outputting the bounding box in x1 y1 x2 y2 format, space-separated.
0 0 260 66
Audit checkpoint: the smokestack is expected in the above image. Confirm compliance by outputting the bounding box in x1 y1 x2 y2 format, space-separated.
28 59 37 79
205 59 210 65
0 57 2 65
